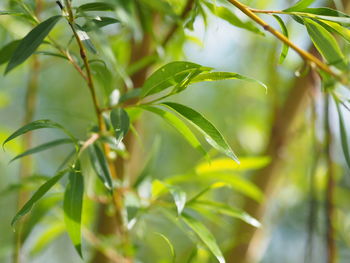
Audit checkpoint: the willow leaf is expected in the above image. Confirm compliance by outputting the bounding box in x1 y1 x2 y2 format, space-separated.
10 139 73 163
5 15 62 73
304 18 348 71
11 170 67 226
3 119 76 147
141 106 206 156
63 167 84 258
182 213 225 263
162 102 239 163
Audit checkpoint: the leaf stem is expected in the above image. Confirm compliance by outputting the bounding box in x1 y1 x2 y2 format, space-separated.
227 0 347 84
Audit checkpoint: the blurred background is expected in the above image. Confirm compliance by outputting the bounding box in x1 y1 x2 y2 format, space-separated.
1 0 350 262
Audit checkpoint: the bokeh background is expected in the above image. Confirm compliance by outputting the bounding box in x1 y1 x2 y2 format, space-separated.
1 0 350 262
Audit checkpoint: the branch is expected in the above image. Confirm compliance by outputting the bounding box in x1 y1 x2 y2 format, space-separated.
227 0 347 84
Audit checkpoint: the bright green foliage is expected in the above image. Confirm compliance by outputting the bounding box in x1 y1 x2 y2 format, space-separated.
63 166 84 258
2 0 350 262
162 102 239 163
5 16 62 73
110 108 130 144
11 170 68 227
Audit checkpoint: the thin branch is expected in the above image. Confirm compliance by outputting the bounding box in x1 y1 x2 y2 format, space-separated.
227 0 347 84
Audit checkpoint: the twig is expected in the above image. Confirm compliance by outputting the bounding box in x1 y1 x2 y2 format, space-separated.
227 0 347 84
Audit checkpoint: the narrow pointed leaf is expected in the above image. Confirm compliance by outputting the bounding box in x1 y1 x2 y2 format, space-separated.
182 213 225 263
31 221 65 255
191 200 261 228
168 186 186 215
64 167 84 258
317 20 350 43
154 232 176 263
204 2 263 35
141 106 206 156
141 62 210 97
162 102 239 163
10 139 73 163
88 143 113 192
273 15 289 63
190 72 267 91
3 119 76 147
110 108 130 144
83 17 120 31
187 182 228 204
0 11 23 16
284 0 315 12
304 18 348 71
195 156 270 173
0 40 20 65
77 2 115 12
5 15 62 73
11 170 68 226
74 24 97 54
335 99 350 170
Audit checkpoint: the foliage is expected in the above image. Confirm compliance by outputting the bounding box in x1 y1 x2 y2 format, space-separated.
1 0 350 262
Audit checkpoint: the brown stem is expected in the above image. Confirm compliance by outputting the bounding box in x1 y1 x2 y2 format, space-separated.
324 94 337 263
227 0 347 84
226 59 318 263
62 2 129 261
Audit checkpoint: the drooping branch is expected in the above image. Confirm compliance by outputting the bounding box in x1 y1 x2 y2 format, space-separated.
226 0 347 84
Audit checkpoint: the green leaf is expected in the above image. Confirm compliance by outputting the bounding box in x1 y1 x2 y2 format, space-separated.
182 213 225 263
31 221 65 255
74 23 97 54
168 186 187 215
296 8 350 18
10 139 73 163
190 72 267 91
284 0 315 12
304 18 348 71
335 98 350 170
5 15 62 74
35 51 68 60
167 172 263 202
0 40 20 66
187 182 229 204
154 232 176 263
110 108 130 144
88 143 113 192
77 2 115 12
273 15 289 63
190 200 261 228
0 11 23 16
195 156 271 173
133 136 161 188
140 106 206 156
204 2 263 35
316 20 350 43
141 61 210 97
11 170 68 226
23 194 62 240
82 17 120 31
3 119 76 147
162 102 239 163
63 166 84 258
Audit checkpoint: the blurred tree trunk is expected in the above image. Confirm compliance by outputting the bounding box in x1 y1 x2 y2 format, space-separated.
226 66 317 263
